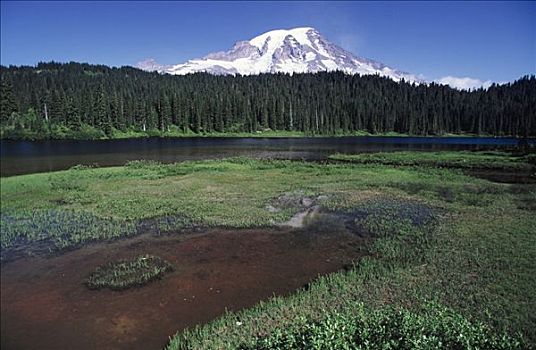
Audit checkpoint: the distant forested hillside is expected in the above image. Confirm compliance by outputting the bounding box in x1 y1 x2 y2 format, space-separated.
1 62 535 139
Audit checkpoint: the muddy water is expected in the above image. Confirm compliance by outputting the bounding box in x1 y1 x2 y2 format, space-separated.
1 226 367 350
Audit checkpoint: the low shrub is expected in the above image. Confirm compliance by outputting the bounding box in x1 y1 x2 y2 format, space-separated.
242 302 525 350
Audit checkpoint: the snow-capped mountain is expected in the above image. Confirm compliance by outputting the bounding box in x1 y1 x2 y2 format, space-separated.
137 27 422 83
135 58 171 73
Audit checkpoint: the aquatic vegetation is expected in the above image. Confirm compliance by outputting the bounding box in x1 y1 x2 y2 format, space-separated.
85 254 173 290
0 210 196 261
0 209 136 258
331 198 442 264
137 215 197 234
329 151 535 171
349 198 439 229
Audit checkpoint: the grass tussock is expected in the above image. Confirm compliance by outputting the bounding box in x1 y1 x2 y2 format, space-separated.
85 254 173 291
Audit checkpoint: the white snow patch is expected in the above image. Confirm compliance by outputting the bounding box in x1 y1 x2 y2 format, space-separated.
321 59 339 71
249 27 314 50
305 52 316 61
158 26 424 84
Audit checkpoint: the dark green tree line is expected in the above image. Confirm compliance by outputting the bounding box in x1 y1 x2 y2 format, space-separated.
1 61 535 138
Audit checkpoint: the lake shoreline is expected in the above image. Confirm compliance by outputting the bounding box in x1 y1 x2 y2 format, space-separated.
2 130 534 142
2 136 534 177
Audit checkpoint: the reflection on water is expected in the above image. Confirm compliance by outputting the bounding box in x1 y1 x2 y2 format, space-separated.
1 136 530 176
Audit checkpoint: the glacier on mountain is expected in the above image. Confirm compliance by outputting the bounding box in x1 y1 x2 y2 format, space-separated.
137 27 422 83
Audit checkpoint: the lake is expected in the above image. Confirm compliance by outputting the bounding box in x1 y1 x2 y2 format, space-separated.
0 136 531 177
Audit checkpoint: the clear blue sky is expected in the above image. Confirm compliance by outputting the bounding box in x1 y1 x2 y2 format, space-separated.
1 1 534 83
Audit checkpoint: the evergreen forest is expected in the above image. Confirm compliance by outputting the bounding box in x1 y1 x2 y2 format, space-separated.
1 62 535 139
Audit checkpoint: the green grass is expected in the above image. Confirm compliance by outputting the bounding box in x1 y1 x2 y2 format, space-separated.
164 184 535 349
105 128 475 140
1 152 535 348
243 302 524 350
2 123 507 140
0 123 107 140
0 209 136 252
85 254 173 290
329 151 535 171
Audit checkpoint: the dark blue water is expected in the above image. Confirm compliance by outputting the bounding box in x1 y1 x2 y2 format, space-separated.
1 136 532 177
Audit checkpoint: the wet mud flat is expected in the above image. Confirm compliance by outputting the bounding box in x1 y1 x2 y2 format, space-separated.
1 224 368 350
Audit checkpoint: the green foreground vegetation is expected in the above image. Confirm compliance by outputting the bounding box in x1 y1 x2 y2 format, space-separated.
1 151 535 348
85 254 173 291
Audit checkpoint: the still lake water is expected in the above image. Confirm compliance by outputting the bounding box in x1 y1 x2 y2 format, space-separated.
0 136 531 177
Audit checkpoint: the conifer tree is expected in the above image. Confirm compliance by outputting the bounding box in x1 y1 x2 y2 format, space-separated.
0 79 18 123
0 62 534 138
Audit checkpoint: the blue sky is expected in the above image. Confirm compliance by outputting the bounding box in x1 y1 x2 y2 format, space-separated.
1 1 535 86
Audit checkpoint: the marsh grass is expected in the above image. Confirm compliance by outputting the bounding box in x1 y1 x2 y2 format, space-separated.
85 254 173 291
1 152 535 348
329 151 534 171
0 209 136 254
166 198 535 349
0 210 195 261
509 184 536 211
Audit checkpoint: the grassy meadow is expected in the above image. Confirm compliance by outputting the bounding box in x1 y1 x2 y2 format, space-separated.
330 150 535 170
1 151 535 348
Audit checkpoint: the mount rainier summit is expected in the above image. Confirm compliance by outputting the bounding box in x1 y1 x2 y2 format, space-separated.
137 27 422 83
